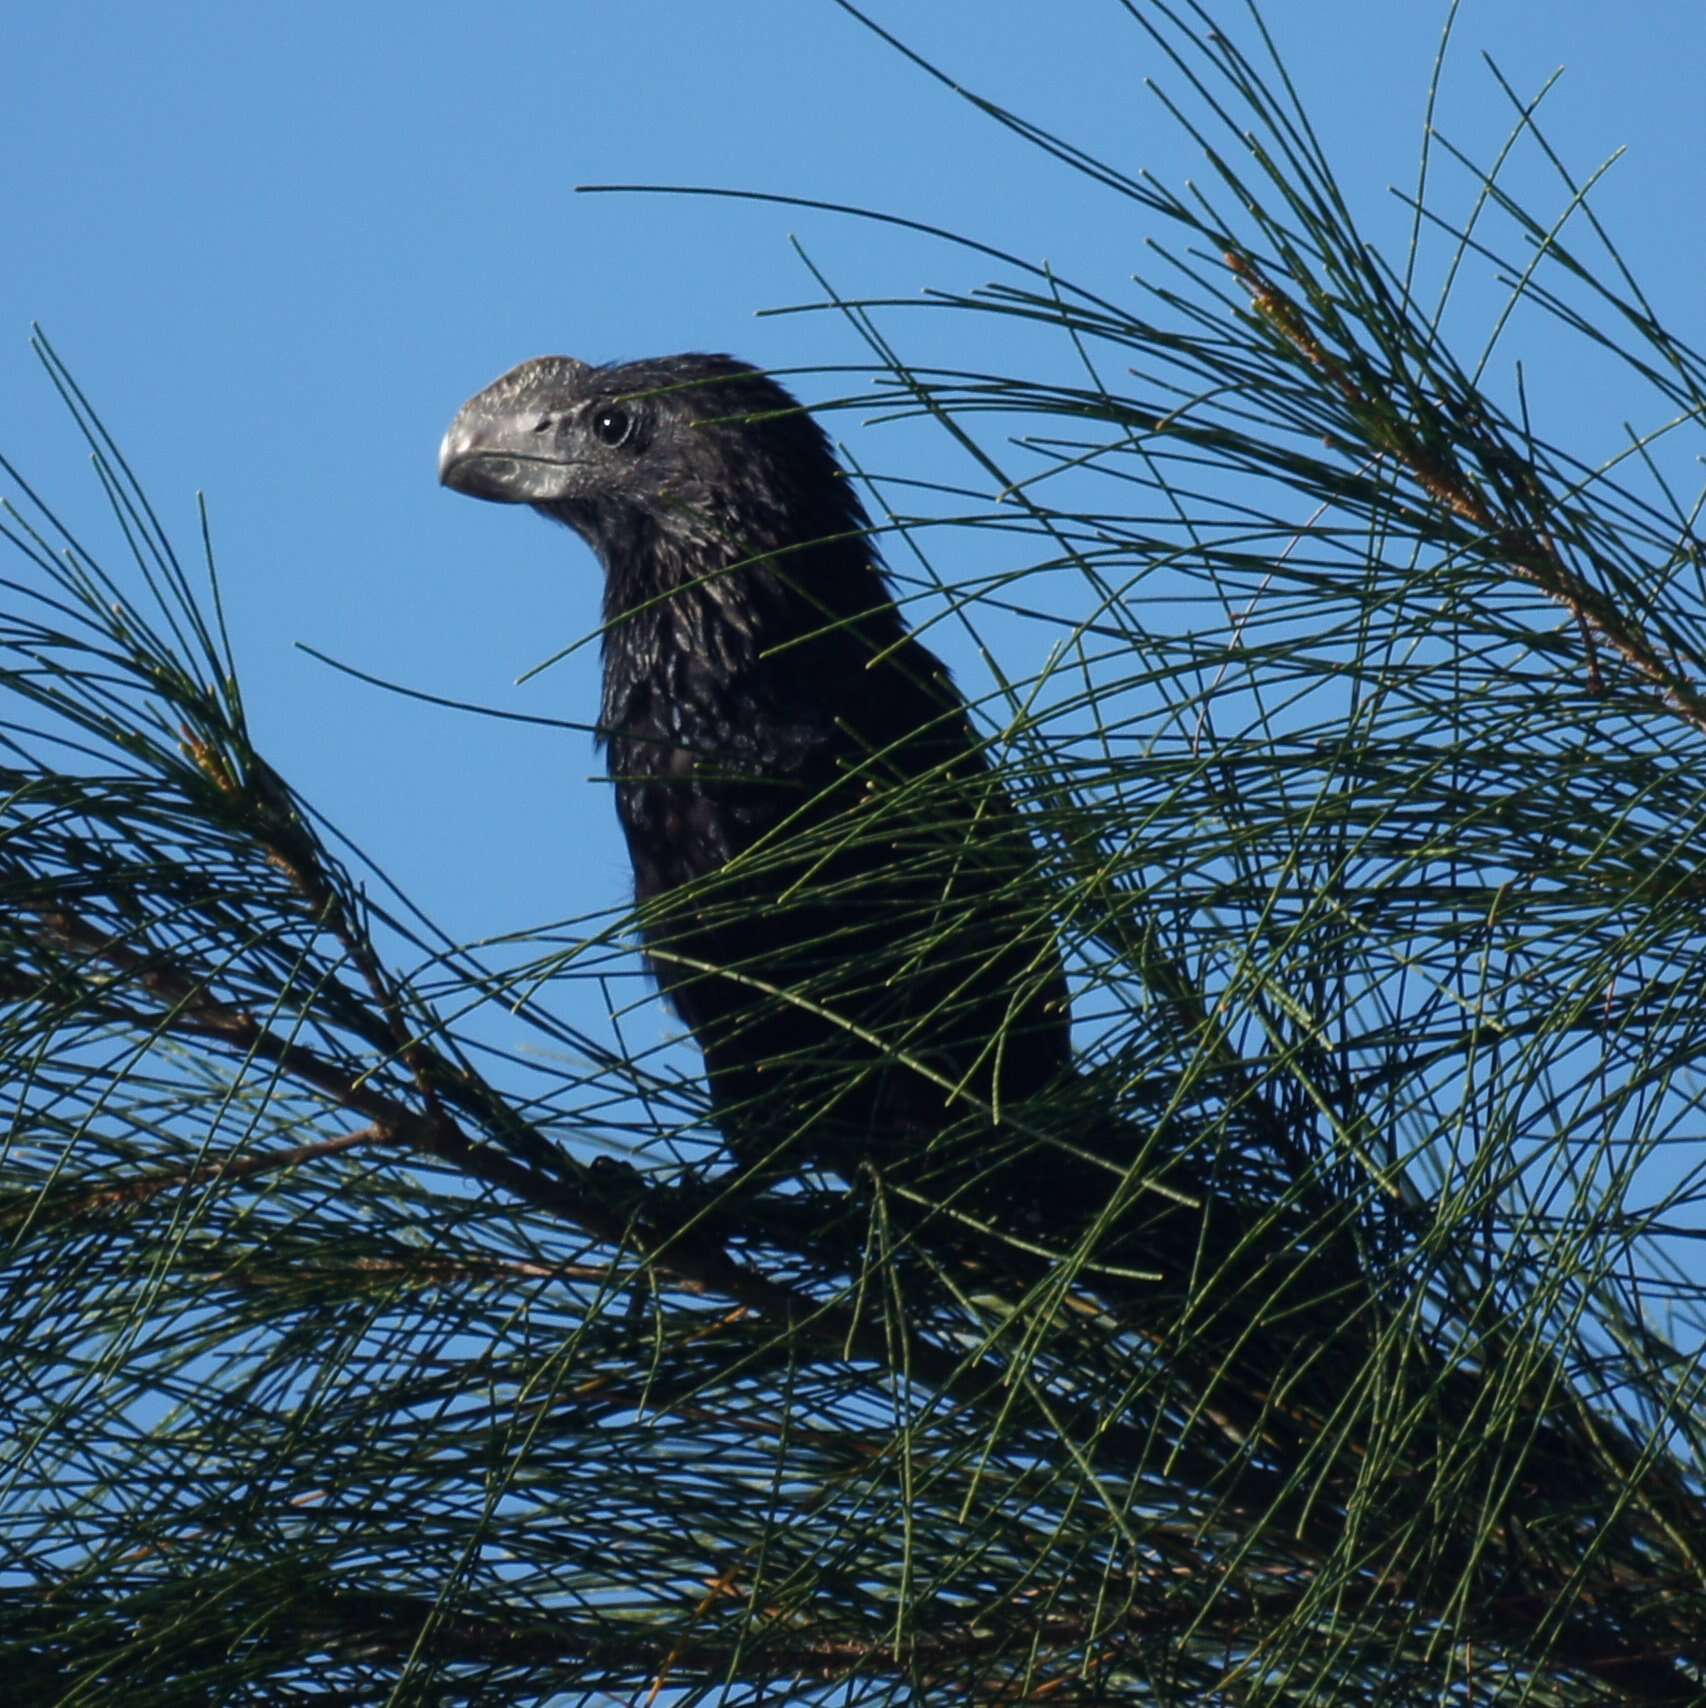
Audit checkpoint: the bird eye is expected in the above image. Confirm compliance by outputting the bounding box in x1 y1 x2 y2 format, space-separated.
591 406 634 448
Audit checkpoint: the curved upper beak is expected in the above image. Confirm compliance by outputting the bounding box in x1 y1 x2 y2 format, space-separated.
439 401 569 504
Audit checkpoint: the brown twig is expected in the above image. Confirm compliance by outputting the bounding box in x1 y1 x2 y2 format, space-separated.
180 732 458 1122
172 1571 1698 1704
64 1120 402 1214
1225 252 1706 737
19 904 1185 1480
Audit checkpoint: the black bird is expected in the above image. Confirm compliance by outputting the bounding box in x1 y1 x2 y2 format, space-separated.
439 354 1071 1183
438 356 1706 1693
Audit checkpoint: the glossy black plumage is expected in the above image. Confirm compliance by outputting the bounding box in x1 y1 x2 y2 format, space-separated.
441 354 1070 1176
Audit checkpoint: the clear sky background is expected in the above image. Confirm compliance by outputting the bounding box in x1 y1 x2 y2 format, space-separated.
6 1 1704 1128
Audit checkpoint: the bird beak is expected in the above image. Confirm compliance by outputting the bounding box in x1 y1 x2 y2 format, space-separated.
439 400 570 504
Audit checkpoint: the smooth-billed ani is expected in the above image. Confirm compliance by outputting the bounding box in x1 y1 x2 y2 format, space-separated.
439 353 1071 1181
436 356 1694 1665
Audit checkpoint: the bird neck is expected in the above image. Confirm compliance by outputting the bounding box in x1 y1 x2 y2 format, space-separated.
597 525 902 746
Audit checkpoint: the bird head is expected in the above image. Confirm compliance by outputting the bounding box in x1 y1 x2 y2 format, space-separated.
439 353 865 581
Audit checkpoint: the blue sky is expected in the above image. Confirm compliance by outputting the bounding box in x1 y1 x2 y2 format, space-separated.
6 1 1704 1119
